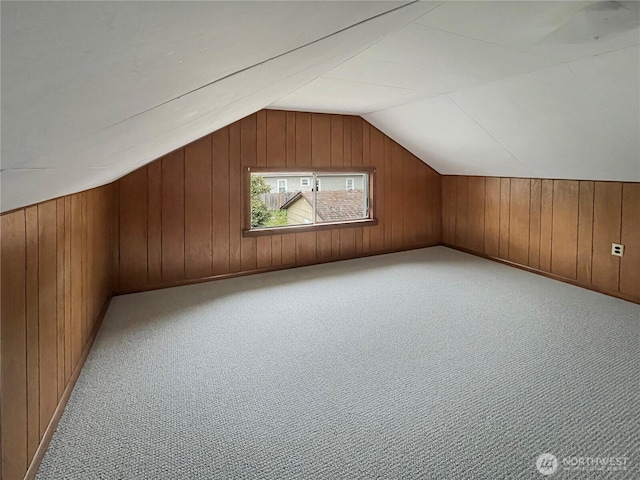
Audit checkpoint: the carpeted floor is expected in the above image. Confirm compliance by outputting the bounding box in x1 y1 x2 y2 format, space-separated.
37 247 639 479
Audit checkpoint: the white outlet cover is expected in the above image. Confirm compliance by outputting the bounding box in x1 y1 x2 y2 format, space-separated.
611 243 624 257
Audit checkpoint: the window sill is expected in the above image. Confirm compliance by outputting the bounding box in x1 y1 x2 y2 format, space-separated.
243 218 378 237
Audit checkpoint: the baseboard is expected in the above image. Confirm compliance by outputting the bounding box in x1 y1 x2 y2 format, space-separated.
113 243 439 296
23 296 113 480
442 243 640 305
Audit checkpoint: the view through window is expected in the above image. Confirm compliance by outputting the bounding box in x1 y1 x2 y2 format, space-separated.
249 171 371 230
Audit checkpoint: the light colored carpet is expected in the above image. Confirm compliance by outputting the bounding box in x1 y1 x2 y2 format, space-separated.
37 247 639 479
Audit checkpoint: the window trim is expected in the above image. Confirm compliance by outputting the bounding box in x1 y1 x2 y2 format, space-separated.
300 177 311 187
346 178 355 190
243 166 377 237
277 179 287 193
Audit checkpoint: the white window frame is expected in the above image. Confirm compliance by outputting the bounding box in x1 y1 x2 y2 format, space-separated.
346 178 355 190
246 168 375 235
277 179 287 193
300 177 310 187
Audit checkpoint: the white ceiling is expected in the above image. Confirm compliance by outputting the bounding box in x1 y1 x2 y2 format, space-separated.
273 1 640 181
2 1 639 212
1 1 433 212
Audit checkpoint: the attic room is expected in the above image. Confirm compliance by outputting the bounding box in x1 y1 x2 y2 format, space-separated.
1 1 638 479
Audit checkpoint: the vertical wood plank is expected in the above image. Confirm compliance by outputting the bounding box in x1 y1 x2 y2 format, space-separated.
296 112 312 166
285 112 296 168
330 115 343 168
161 150 186 282
508 178 531 266
331 229 341 259
619 183 640 298
63 196 72 384
592 182 622 292
256 110 267 167
362 124 372 252
414 157 429 245
499 178 511 258
240 115 257 271
266 111 285 266
484 177 501 257
383 137 393 249
339 229 356 258
316 231 332 261
296 232 317 265
213 128 231 275
441 176 452 244
111 182 120 292
229 123 242 272
428 172 443 245
119 167 148 288
271 235 282 267
390 142 404 249
539 179 554 272
37 201 58 438
311 113 331 167
267 110 286 167
69 196 83 371
256 237 272 268
184 136 213 278
25 206 40 460
351 117 363 167
369 127 384 252
455 176 468 248
466 177 485 252
281 234 296 265
343 114 352 167
147 161 162 284
56 199 65 399
403 155 419 246
1 210 28 479
576 181 594 284
551 180 579 279
528 179 542 270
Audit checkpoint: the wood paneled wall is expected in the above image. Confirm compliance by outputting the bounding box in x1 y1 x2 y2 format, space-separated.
442 176 640 303
1 185 115 480
115 110 442 293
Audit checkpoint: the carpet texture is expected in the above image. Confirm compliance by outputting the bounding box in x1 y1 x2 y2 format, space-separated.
37 247 639 479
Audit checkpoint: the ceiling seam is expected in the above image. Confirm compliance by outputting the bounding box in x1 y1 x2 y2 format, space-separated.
266 2 438 109
105 1 423 129
566 62 636 160
445 94 535 177
313 76 427 93
410 21 563 62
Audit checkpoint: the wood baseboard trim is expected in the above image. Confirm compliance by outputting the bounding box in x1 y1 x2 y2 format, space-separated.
23 296 113 480
113 243 439 296
443 243 640 305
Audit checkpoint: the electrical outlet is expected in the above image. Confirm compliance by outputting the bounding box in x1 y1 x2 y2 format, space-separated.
611 243 624 257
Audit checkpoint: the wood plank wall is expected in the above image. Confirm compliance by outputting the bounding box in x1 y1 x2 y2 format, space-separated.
114 110 442 293
442 176 640 303
1 185 115 480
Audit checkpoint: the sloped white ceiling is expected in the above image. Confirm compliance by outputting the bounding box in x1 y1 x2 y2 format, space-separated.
2 1 639 212
1 1 436 212
273 1 640 182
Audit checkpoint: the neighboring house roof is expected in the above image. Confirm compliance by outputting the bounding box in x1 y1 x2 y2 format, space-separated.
282 190 365 222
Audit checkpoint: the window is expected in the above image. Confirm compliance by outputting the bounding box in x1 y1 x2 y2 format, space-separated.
246 168 376 235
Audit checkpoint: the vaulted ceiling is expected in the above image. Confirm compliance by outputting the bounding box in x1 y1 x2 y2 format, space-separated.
2 1 639 212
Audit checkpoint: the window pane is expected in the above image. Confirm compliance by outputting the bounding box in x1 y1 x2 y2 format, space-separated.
251 173 312 228
315 174 368 223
